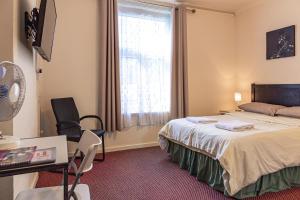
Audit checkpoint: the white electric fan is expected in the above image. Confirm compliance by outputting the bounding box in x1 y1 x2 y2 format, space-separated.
0 61 26 149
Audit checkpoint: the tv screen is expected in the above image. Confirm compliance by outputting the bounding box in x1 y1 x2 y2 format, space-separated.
33 0 57 62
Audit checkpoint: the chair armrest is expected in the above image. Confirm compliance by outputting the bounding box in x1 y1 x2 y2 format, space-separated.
80 115 104 130
57 120 82 129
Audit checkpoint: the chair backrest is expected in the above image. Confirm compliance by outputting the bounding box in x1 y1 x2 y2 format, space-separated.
77 130 102 173
51 97 80 130
68 130 101 199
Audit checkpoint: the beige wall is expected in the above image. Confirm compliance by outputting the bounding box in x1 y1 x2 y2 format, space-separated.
0 1 15 199
0 0 14 136
39 1 237 152
13 0 39 139
236 0 300 102
187 9 236 115
13 0 39 197
0 0 39 199
0 0 13 61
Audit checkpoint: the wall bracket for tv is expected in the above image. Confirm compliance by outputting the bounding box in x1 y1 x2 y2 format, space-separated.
25 8 43 74
25 8 39 41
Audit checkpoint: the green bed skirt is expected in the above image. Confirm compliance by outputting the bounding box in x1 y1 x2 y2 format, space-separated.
167 141 300 199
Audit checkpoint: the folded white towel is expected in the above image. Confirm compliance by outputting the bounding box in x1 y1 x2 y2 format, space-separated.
186 117 218 124
215 120 254 132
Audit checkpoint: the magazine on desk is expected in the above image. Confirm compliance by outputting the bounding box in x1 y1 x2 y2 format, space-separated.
0 146 56 170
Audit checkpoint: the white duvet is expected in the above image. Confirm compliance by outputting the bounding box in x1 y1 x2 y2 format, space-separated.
159 112 300 196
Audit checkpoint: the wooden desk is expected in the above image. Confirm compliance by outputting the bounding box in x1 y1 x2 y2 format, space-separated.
0 136 69 200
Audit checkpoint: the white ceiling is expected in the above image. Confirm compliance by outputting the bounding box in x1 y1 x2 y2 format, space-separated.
163 0 258 12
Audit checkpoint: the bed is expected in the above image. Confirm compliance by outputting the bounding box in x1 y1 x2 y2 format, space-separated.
159 84 300 199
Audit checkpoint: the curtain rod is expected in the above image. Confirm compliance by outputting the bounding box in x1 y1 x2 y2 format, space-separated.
132 0 234 15
185 4 235 15
133 0 196 13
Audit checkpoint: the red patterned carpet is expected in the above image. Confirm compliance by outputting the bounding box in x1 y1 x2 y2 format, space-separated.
37 147 300 200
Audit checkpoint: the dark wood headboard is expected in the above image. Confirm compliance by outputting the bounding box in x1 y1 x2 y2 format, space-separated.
251 84 300 107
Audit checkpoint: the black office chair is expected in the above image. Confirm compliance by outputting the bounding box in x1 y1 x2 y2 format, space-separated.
51 97 105 161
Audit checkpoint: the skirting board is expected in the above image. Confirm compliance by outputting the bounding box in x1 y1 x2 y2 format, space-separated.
67 141 159 157
106 141 159 153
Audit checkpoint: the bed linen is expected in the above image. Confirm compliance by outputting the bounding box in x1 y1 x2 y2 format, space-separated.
186 116 218 124
159 112 300 196
215 120 254 131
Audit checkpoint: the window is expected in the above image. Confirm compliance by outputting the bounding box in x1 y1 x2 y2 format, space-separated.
118 1 172 126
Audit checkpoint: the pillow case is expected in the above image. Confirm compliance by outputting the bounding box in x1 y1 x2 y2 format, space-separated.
276 106 300 118
238 102 285 116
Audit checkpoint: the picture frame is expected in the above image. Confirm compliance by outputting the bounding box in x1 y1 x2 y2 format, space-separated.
266 25 295 60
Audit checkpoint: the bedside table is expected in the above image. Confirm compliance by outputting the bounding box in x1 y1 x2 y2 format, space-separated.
219 110 231 115
219 110 242 115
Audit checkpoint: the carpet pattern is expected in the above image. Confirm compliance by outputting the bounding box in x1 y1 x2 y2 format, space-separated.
37 147 300 200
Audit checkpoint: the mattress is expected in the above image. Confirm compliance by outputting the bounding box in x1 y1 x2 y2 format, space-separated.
159 112 300 196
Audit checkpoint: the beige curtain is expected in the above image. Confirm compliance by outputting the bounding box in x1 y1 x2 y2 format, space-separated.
171 7 189 119
99 0 122 132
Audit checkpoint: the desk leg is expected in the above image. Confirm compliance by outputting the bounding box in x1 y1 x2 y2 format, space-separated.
63 167 68 200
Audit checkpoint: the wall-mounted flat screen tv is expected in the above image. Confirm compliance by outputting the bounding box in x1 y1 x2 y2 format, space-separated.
33 0 57 62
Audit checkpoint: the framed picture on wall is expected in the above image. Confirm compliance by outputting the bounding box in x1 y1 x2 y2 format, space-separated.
266 25 295 60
